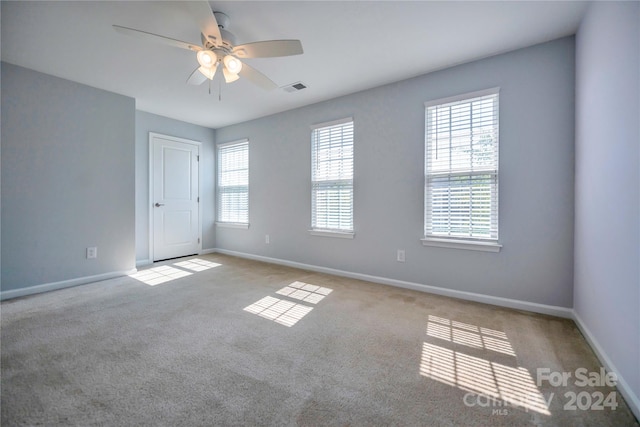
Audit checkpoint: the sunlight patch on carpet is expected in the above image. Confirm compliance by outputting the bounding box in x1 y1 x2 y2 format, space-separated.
129 266 192 286
245 282 333 327
130 258 220 286
275 281 333 304
420 316 550 415
426 315 515 356
174 258 221 272
244 296 313 327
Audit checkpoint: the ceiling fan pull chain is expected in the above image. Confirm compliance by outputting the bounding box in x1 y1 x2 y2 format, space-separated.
219 78 222 102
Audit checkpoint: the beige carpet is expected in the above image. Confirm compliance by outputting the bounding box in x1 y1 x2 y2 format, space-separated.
1 254 637 426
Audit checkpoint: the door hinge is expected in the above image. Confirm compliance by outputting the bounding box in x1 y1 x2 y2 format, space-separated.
197 197 200 203
198 238 200 244
197 155 200 162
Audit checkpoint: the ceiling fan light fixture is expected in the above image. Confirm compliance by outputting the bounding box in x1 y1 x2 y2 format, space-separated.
197 50 217 68
223 55 243 74
198 64 217 80
222 67 240 83
114 8 301 91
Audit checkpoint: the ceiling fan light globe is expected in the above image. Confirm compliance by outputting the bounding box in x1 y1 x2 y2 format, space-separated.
197 50 217 68
198 64 217 80
222 67 240 83
223 55 243 74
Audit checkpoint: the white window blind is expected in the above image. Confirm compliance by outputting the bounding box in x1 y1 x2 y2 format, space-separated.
217 140 248 224
311 118 354 232
425 89 499 241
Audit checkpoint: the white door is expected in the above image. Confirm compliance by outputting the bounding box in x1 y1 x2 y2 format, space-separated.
151 133 201 261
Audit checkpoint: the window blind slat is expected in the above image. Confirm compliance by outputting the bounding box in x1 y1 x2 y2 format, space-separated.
312 120 354 232
425 91 499 240
217 140 249 223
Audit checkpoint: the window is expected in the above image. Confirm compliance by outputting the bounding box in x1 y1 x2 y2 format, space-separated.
310 118 354 237
423 89 500 251
217 140 249 226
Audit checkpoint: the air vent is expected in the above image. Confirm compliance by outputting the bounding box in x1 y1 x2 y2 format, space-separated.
282 82 307 93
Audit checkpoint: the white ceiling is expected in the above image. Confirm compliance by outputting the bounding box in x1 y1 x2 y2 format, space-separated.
2 1 588 129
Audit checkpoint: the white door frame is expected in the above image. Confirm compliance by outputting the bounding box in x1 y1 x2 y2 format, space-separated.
148 132 202 263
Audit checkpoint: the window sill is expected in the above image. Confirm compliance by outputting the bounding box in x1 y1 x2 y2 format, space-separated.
421 237 501 252
308 229 355 239
216 222 249 229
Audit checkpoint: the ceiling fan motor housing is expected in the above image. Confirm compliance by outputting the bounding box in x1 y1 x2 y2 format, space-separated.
218 28 236 50
202 30 235 54
214 12 235 52
213 12 230 30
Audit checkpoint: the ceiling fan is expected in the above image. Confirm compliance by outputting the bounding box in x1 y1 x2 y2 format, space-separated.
113 1 303 90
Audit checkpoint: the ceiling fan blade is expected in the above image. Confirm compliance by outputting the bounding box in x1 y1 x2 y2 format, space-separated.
184 1 222 47
187 67 208 85
113 25 201 52
238 63 278 90
233 40 303 58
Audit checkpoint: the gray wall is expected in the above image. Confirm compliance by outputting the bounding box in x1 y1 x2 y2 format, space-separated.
135 111 216 264
1 62 135 292
575 1 640 413
216 37 576 307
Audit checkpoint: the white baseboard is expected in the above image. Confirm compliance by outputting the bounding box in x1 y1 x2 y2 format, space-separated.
136 259 152 267
213 248 573 318
0 269 137 301
573 312 640 421
199 248 217 255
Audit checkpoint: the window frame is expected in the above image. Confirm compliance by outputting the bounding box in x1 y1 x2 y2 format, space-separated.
422 88 502 252
216 139 249 229
309 117 355 239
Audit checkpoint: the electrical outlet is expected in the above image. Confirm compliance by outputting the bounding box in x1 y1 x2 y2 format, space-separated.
87 247 98 259
397 249 405 263
265 234 270 244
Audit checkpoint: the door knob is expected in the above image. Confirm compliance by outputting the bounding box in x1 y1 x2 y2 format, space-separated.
154 202 165 207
